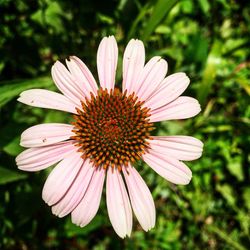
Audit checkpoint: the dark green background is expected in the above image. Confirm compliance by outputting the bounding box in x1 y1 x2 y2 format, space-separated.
0 0 249 249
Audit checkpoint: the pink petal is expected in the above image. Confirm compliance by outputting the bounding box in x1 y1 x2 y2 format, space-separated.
66 56 98 98
122 39 145 94
42 151 83 206
148 136 203 161
97 36 118 91
150 96 201 122
18 89 77 114
144 73 190 110
51 61 83 106
123 165 155 231
106 167 132 238
52 159 95 217
143 150 192 185
71 167 105 227
20 123 74 148
16 141 77 171
135 56 168 100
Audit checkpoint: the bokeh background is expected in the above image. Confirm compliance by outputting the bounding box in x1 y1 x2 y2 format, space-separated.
0 0 250 249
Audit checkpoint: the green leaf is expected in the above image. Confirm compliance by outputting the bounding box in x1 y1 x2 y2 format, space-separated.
45 2 64 32
141 0 178 41
3 136 22 156
198 0 210 14
186 33 209 64
97 13 114 25
0 167 27 185
127 2 150 40
216 184 236 208
243 187 250 210
181 0 193 14
198 40 222 107
226 156 244 181
31 1 65 33
237 210 250 235
0 77 52 107
235 77 250 95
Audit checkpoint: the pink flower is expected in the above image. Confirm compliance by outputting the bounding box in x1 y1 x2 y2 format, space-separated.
16 36 203 238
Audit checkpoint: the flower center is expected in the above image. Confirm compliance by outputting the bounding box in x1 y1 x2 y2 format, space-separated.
71 88 154 170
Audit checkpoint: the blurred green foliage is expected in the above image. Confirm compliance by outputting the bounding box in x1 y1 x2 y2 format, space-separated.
0 0 250 249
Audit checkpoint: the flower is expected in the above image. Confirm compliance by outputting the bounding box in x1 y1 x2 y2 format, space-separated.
16 36 203 238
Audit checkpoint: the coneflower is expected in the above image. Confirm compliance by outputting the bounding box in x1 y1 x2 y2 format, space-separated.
16 36 203 238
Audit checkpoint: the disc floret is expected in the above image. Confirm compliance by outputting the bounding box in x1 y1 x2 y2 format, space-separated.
71 88 154 170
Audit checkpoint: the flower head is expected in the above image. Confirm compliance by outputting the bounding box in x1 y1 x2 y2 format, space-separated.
16 36 203 238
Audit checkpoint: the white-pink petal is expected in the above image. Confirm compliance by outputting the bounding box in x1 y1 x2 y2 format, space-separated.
71 167 105 227
148 136 203 161
18 89 78 114
123 165 155 231
97 36 118 91
145 73 190 110
66 56 98 98
42 151 83 206
51 61 83 106
135 56 168 100
16 141 77 171
52 159 95 217
143 151 192 185
20 123 74 148
150 96 201 122
122 39 145 94
106 167 132 238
